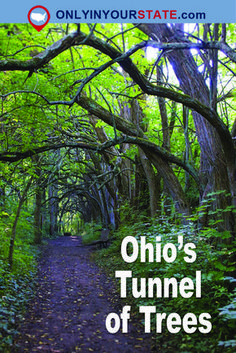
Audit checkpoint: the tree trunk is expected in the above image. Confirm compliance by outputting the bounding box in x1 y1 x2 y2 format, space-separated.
49 183 58 236
33 155 42 244
78 97 190 216
138 148 161 216
34 186 42 244
138 23 236 233
8 178 32 270
142 148 189 216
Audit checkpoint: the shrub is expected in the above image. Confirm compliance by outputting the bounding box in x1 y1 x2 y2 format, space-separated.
94 213 236 353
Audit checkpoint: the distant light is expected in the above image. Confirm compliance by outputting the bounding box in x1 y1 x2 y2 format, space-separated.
184 23 197 33
190 48 199 56
146 46 159 61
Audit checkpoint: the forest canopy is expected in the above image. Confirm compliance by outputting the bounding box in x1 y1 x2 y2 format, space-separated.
0 22 236 352
0 23 235 235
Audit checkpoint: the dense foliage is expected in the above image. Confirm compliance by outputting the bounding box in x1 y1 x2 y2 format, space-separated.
91 209 236 352
0 198 37 349
0 23 235 351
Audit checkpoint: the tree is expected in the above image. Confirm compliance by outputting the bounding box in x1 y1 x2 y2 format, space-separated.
0 23 235 234
137 23 236 231
8 177 32 269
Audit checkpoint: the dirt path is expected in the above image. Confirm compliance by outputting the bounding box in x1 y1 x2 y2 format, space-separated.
13 236 156 353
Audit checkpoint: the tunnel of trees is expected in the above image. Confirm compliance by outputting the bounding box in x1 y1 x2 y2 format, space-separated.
0 23 235 352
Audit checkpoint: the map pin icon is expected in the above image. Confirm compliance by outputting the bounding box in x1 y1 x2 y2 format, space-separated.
28 6 50 32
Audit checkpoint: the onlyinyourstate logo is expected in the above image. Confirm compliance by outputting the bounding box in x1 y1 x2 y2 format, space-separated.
28 6 50 32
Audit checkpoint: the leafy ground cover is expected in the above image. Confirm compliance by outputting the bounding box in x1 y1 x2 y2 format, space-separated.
0 208 38 351
0 261 37 351
0 216 235 353
92 215 236 353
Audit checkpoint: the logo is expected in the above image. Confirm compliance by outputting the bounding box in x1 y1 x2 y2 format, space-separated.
28 6 50 32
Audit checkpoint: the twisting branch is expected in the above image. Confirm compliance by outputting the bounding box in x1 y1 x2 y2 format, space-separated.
0 134 200 188
0 90 71 106
1 45 46 57
0 31 81 71
72 33 235 162
0 142 98 162
1 84 234 166
1 30 235 163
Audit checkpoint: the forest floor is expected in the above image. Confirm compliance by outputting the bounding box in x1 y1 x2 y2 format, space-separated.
13 236 157 353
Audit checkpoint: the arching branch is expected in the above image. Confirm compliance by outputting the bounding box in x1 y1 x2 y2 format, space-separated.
1 29 234 164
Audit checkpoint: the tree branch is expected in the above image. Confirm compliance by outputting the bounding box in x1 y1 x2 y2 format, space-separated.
1 30 234 163
0 31 81 71
0 131 200 188
0 142 98 162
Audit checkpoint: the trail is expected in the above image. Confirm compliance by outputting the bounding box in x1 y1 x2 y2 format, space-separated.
13 236 156 353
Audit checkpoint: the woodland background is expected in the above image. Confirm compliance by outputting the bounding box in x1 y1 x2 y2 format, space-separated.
0 23 235 352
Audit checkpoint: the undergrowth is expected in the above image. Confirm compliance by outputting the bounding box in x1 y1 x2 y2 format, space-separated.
0 207 38 352
93 212 236 353
81 222 107 244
